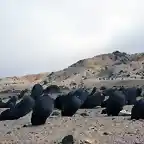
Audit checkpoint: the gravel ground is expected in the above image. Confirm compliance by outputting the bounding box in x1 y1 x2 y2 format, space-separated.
0 79 144 143
0 107 143 144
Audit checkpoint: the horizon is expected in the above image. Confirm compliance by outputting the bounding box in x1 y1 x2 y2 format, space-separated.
0 0 144 77
0 50 143 78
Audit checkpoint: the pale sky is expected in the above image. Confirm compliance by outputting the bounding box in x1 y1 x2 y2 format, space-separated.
0 0 144 77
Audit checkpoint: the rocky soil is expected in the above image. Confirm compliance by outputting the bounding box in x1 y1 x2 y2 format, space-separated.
0 79 144 143
0 107 144 144
0 51 144 143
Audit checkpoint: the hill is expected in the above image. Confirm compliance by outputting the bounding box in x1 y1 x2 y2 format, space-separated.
0 72 49 93
0 51 144 92
40 51 144 88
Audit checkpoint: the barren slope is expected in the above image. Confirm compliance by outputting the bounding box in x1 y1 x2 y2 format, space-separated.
0 73 49 93
0 51 144 92
41 51 144 88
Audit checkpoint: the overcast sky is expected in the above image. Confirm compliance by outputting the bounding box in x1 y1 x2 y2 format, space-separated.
0 0 144 77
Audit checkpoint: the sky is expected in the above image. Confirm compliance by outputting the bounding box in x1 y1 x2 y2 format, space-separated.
0 0 144 77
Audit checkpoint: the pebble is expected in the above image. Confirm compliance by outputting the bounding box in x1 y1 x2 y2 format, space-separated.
80 113 89 117
103 132 112 135
6 131 12 135
79 138 99 144
61 135 74 144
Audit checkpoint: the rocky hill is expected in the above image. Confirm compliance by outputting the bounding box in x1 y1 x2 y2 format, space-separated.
41 51 144 88
0 51 144 92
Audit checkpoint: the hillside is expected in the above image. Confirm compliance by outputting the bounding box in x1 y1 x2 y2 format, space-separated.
41 51 144 88
0 51 144 92
0 72 49 93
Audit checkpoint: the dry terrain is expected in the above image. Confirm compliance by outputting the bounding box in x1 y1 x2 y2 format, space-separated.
0 80 144 143
0 51 144 93
0 73 49 95
0 51 144 143
0 107 144 144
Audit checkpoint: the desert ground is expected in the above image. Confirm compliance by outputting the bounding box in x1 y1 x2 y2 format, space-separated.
0 79 144 144
0 51 144 143
1 107 144 144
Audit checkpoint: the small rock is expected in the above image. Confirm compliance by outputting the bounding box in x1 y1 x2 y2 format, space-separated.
23 124 28 127
80 113 89 117
79 138 99 144
100 124 104 127
88 127 97 132
6 131 11 134
61 135 74 144
103 132 111 135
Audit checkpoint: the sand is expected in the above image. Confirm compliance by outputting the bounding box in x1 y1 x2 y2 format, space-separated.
0 107 143 144
0 79 144 143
